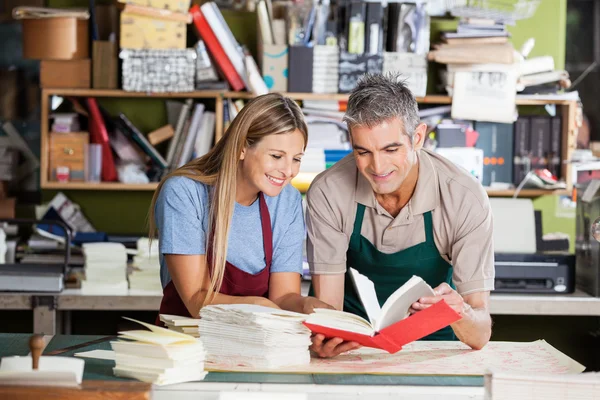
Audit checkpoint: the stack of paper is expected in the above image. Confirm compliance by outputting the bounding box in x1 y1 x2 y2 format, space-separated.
111 318 207 386
485 370 600 400
160 314 201 338
129 238 162 292
199 304 312 369
81 243 128 294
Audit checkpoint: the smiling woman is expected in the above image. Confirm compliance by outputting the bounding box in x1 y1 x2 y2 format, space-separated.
148 93 336 324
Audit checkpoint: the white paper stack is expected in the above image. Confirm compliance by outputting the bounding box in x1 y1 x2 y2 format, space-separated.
485 370 600 400
160 314 201 338
81 243 128 294
129 238 162 292
199 304 312 369
111 317 207 386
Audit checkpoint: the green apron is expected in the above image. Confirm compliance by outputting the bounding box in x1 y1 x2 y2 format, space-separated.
343 203 456 341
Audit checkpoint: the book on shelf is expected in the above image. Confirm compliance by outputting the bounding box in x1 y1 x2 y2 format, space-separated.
193 111 216 159
165 99 193 168
176 103 205 168
303 268 461 353
116 114 168 170
190 4 245 91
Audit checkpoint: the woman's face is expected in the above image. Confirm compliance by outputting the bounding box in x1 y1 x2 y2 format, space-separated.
239 129 305 198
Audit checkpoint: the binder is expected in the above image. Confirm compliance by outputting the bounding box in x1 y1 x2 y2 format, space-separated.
364 2 383 55
347 1 365 54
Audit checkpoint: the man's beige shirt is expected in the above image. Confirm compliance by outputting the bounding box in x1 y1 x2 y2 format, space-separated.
306 149 495 296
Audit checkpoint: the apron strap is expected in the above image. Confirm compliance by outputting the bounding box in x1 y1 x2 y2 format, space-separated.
424 211 434 244
258 193 273 268
350 203 366 249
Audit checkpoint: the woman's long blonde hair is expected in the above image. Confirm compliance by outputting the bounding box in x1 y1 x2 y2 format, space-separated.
148 93 308 304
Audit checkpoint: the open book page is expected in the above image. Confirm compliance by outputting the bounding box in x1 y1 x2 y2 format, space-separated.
377 276 435 331
348 267 382 327
306 308 375 336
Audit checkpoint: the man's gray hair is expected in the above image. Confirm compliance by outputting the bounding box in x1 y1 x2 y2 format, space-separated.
343 73 421 140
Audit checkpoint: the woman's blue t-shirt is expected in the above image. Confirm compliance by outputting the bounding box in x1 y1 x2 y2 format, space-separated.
154 176 305 288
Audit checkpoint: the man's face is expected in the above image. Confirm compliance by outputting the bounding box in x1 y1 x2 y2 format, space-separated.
351 117 425 195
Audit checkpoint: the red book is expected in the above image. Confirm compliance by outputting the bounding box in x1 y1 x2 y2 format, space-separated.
190 4 245 91
86 98 118 182
303 270 462 354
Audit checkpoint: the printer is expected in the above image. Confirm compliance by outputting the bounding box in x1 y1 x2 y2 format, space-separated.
490 198 575 294
494 252 575 294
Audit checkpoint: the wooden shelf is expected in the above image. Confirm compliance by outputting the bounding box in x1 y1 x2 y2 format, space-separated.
39 180 571 198
486 189 571 197
42 88 224 99
41 181 159 191
42 88 577 106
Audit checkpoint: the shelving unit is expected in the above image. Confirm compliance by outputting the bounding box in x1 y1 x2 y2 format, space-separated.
40 88 578 197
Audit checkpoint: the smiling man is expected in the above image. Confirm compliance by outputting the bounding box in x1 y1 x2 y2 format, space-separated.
306 73 495 358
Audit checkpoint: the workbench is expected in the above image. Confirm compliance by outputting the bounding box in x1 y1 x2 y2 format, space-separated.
1 284 600 335
0 333 485 400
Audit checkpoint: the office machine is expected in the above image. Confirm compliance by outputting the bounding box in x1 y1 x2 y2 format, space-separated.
575 180 600 297
0 218 71 292
494 252 576 294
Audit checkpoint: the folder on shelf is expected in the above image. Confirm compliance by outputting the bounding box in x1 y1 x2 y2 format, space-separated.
86 98 118 182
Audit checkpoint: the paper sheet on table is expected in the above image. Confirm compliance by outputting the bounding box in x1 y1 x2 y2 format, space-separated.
451 64 518 124
74 349 116 361
206 340 585 376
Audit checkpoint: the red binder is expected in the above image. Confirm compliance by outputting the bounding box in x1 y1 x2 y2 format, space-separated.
86 98 118 182
190 4 245 91
303 301 461 354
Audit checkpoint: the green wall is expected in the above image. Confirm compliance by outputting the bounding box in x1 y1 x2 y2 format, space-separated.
508 0 567 70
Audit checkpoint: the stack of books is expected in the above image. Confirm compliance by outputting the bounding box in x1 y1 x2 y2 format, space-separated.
485 370 600 400
111 318 207 386
517 56 571 95
429 18 514 66
129 238 162 293
160 314 201 338
81 243 128 294
199 304 312 369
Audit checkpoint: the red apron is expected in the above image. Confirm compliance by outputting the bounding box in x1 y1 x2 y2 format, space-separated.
155 193 273 325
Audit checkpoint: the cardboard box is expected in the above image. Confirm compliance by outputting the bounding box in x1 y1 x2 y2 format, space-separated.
41 59 91 88
262 44 288 92
117 0 191 14
120 10 187 50
120 48 195 92
49 132 89 182
0 198 16 219
22 17 89 59
92 41 118 89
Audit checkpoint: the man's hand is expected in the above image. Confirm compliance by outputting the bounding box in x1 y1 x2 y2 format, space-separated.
310 334 361 358
301 296 336 314
410 282 470 317
253 296 281 309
